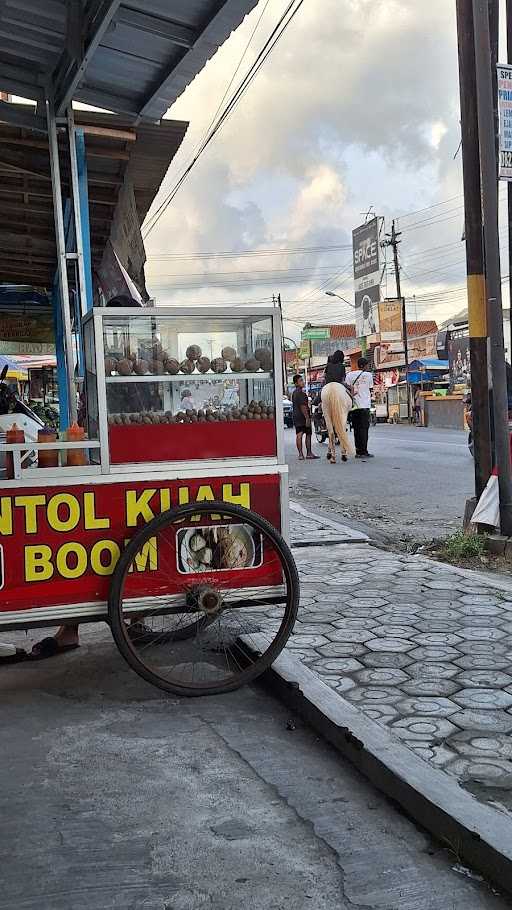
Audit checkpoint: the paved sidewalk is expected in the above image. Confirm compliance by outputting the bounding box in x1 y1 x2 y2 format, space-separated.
286 510 512 818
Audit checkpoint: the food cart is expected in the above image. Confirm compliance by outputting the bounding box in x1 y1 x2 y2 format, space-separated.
0 306 298 697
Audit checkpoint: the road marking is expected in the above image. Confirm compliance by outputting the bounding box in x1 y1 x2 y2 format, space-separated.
373 434 467 448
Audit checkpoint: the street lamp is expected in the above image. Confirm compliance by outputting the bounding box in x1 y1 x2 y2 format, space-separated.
325 291 355 308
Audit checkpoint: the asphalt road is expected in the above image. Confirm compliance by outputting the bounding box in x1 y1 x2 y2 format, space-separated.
0 623 506 909
286 423 474 544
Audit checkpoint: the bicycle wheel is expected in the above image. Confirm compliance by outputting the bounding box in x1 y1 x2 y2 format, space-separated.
109 501 299 696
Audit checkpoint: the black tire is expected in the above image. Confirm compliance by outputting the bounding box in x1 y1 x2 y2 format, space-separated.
108 502 299 697
315 429 327 444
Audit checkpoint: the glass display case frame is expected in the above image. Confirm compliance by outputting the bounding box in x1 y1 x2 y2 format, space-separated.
82 306 285 474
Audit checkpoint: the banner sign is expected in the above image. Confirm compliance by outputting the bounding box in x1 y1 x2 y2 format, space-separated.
449 327 470 385
498 64 512 179
302 327 330 340
353 218 381 337
378 299 403 342
299 340 311 359
0 474 281 612
0 311 54 346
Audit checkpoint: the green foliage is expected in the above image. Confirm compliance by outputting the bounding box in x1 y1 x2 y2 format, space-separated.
441 530 487 561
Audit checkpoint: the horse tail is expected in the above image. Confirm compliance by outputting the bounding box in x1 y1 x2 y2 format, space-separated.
324 384 355 457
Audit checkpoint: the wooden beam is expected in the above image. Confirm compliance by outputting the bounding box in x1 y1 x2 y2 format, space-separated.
80 124 136 142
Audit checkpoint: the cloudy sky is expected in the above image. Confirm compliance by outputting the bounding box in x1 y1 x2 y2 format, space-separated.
142 0 508 339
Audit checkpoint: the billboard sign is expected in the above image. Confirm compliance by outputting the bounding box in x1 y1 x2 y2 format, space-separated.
353 217 381 337
449 326 470 385
498 64 512 179
302 326 330 340
378 299 403 342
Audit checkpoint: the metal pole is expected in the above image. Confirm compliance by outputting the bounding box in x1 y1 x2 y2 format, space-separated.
456 0 493 499
389 219 411 422
507 0 512 362
277 293 287 396
473 0 512 533
46 97 77 425
67 108 89 318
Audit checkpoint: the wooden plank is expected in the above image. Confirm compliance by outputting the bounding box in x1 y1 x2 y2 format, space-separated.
80 125 136 142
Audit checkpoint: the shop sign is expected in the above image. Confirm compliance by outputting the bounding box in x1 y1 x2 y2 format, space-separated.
0 475 281 612
408 332 437 361
0 311 54 346
373 341 405 369
302 327 330 340
299 340 311 359
353 217 382 337
498 64 512 179
449 327 470 385
378 299 403 342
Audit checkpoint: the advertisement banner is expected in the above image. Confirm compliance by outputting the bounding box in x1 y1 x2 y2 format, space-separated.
408 332 438 361
0 474 281 612
0 311 54 346
353 217 381 338
299 340 311 359
302 326 330 340
373 341 405 370
378 299 403 342
498 64 512 180
355 285 380 337
449 327 470 385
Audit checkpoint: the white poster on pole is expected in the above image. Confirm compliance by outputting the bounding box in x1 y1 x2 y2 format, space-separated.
498 64 512 180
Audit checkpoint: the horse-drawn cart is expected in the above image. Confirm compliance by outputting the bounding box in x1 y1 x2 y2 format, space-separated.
0 306 299 696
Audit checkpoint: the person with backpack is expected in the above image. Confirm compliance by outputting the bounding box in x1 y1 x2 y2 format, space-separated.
346 357 374 459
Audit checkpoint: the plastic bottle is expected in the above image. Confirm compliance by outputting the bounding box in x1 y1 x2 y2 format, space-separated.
37 426 58 468
6 423 25 479
65 421 88 466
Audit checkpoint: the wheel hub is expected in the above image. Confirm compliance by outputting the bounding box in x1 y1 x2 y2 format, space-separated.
195 585 224 616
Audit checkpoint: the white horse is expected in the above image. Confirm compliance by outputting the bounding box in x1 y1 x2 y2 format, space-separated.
321 382 355 464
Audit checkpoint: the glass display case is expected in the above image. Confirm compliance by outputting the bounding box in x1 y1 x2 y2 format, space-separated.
83 307 283 467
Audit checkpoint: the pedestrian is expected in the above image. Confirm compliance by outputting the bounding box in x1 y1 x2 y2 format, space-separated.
413 388 422 425
346 357 374 458
292 374 319 460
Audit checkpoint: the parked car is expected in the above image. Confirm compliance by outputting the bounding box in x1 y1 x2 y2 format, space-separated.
283 397 293 427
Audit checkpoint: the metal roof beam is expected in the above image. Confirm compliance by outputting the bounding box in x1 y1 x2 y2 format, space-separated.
0 63 44 103
0 101 47 134
74 85 140 117
54 0 122 115
115 8 197 49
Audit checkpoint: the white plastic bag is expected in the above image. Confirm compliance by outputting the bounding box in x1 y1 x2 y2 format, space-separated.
470 472 500 528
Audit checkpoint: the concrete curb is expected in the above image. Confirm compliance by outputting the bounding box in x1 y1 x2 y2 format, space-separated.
247 635 512 896
289 500 370 543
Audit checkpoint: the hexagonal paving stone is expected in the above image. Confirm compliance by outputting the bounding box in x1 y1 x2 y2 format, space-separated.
366 637 414 653
409 744 458 767
445 757 512 784
457 641 508 656
345 686 402 705
353 667 410 686
457 627 507 642
456 670 512 689
299 613 342 625
412 632 463 647
292 624 336 637
317 642 367 658
348 597 389 609
422 607 463 618
413 621 460 633
397 696 459 717
407 662 459 680
391 716 458 742
402 679 460 697
325 629 374 644
460 594 497 604
449 730 512 760
312 657 364 674
358 703 400 724
362 652 414 669
322 676 357 695
450 709 512 733
455 654 512 670
453 689 512 710
346 607 383 618
287 634 329 648
332 618 377 630
458 604 503 617
373 625 417 639
409 645 460 662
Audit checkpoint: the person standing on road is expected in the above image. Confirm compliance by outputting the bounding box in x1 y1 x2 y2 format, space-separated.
346 357 374 459
292 374 319 461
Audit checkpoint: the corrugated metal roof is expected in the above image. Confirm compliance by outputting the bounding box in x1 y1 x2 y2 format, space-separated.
0 1 258 121
0 107 188 287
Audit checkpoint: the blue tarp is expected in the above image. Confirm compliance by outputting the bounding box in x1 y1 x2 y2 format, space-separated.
407 358 449 384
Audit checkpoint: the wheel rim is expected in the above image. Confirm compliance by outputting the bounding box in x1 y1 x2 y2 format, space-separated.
109 502 299 695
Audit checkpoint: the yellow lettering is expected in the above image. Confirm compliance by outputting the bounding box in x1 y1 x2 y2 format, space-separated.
90 539 120 576
160 488 171 512
0 497 13 535
25 545 53 582
83 492 110 530
126 489 156 527
56 542 87 579
47 493 80 532
14 495 46 534
178 487 189 505
222 482 250 509
126 536 158 573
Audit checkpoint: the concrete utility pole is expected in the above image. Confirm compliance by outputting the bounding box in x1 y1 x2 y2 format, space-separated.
473 0 512 534
456 0 493 499
507 0 512 362
385 220 410 421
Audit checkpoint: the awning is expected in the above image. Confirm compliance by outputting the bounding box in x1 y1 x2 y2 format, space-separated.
0 353 27 380
0 2 258 123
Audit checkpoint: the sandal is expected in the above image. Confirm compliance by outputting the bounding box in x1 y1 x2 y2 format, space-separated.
28 637 79 661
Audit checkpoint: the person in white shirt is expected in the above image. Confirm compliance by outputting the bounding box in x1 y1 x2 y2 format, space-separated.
345 357 374 458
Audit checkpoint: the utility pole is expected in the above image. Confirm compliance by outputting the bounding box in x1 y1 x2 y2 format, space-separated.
275 292 287 396
507 0 512 361
456 0 493 499
473 0 512 534
385 220 410 421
